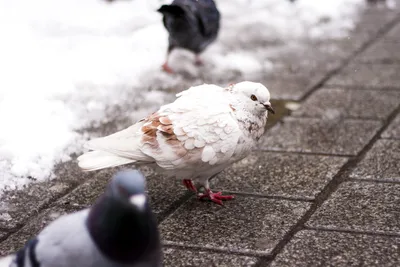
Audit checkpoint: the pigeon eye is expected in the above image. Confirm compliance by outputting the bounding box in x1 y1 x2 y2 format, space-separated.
250 95 258 101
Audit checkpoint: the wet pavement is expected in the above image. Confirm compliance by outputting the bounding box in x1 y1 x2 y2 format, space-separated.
1 2 400 266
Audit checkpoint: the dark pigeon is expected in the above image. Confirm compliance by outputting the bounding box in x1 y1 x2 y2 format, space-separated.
157 0 220 73
3 169 162 267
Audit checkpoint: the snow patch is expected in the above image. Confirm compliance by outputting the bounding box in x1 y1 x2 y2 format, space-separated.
0 0 366 191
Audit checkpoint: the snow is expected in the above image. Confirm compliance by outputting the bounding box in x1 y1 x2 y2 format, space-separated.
0 0 366 192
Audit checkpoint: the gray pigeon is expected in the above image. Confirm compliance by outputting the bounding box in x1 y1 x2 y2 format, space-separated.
157 0 220 73
2 170 162 267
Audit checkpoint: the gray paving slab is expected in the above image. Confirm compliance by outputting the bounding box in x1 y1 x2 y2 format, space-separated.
261 42 348 100
143 167 189 219
160 196 310 255
270 230 400 267
357 5 400 34
163 247 258 267
262 75 322 101
326 63 400 88
349 139 400 182
386 23 400 42
311 5 400 57
57 165 188 219
212 152 348 200
0 207 75 256
55 169 113 209
356 40 400 63
0 165 188 254
307 181 400 235
292 87 400 119
260 117 382 156
0 231 9 241
0 161 85 230
0 170 115 255
382 113 400 139
46 165 188 220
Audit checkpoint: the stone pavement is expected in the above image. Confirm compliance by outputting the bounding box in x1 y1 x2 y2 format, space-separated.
1 2 400 267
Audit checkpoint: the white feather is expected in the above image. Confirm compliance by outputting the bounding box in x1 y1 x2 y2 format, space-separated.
77 151 136 171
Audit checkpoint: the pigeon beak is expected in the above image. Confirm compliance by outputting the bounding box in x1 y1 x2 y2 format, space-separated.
263 102 275 114
129 194 146 211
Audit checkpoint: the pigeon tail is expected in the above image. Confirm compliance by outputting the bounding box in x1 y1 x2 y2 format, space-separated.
157 4 185 16
77 151 136 171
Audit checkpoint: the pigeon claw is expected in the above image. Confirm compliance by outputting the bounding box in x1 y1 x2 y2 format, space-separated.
182 179 197 193
162 63 174 74
198 189 235 205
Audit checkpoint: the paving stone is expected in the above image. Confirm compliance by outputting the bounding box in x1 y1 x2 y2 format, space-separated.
0 166 187 255
382 113 400 139
307 181 400 234
0 170 119 255
163 247 258 267
260 117 382 156
160 196 310 255
270 230 400 267
356 40 400 63
357 5 400 35
349 139 400 182
56 166 188 221
292 88 400 119
55 169 113 210
386 23 400 42
143 167 189 220
266 47 342 80
0 230 10 241
326 63 400 88
311 6 400 57
0 161 85 230
262 75 320 101
0 206 80 256
212 152 348 200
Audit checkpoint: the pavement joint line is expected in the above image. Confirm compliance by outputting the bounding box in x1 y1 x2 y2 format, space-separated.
323 84 400 91
162 241 273 258
163 243 270 260
156 192 193 224
258 149 356 158
0 184 81 237
290 115 385 121
255 149 353 158
0 170 108 244
217 191 314 202
263 91 400 267
348 177 400 185
379 137 400 140
357 60 400 64
298 14 400 103
258 16 400 266
304 226 400 238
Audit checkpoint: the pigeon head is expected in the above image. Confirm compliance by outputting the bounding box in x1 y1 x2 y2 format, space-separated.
108 169 148 211
230 81 275 115
88 169 161 264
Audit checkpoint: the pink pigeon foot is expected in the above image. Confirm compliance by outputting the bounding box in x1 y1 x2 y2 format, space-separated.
198 189 235 205
162 62 174 74
182 179 197 193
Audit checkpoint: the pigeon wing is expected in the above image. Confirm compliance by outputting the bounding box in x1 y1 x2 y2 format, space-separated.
140 88 242 171
195 0 220 37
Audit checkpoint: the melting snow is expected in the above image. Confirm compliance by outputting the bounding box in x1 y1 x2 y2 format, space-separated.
0 0 366 191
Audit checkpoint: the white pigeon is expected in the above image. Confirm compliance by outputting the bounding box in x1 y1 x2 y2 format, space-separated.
1 170 161 267
78 81 275 205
